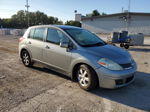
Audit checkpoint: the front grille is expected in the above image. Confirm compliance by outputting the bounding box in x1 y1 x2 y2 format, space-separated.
115 75 134 86
115 79 123 85
126 76 134 83
120 63 132 69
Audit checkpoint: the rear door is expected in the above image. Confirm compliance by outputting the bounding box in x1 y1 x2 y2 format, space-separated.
43 28 72 73
26 27 46 61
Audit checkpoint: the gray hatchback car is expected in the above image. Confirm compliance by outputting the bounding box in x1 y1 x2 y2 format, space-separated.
19 25 137 90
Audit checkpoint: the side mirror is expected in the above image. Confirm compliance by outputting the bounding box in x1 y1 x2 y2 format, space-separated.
60 41 69 48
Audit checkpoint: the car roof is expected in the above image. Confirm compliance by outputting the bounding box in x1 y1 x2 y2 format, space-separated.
29 25 82 30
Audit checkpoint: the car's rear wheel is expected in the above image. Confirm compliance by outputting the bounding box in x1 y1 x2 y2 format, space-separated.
21 50 33 67
77 64 98 91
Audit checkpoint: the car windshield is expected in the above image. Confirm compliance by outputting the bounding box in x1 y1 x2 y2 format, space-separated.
64 29 106 47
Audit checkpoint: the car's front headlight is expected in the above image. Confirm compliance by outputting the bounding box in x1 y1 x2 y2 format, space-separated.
98 58 123 70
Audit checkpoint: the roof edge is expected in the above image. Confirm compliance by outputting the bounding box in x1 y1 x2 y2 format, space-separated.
82 12 150 20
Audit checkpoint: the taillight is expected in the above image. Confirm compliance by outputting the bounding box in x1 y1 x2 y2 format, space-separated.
19 37 25 43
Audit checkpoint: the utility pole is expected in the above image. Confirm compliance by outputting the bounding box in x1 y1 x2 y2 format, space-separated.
122 7 124 12
25 0 30 27
128 0 131 12
127 0 131 31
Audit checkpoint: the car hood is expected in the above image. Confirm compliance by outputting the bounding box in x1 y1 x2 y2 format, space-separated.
84 44 132 64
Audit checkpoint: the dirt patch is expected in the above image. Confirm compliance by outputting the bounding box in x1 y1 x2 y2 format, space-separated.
0 47 17 53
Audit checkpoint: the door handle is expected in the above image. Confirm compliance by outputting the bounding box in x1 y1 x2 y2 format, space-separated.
45 45 50 49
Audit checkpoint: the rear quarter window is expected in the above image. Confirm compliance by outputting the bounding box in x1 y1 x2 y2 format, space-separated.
28 28 35 38
28 28 45 41
33 28 45 41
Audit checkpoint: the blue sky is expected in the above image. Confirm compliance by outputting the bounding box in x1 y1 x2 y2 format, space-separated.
0 0 150 22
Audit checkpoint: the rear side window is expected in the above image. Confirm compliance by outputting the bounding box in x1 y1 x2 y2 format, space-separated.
33 28 45 41
47 28 69 45
28 28 35 38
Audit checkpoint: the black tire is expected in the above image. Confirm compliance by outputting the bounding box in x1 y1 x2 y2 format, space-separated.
76 64 98 91
120 43 124 47
124 44 129 49
21 50 33 67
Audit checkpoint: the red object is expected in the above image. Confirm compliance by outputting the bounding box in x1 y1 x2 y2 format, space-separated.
99 62 107 65
19 37 25 42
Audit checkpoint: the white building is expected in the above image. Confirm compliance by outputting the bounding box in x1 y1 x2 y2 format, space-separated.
76 12 150 35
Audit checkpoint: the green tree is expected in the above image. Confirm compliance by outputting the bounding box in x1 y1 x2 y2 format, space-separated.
1 19 13 28
86 10 107 17
34 11 48 25
47 16 63 25
65 20 81 27
47 16 56 24
28 12 36 26
0 18 2 28
92 10 100 16
56 20 63 25
11 10 27 28
102 12 107 16
0 10 64 28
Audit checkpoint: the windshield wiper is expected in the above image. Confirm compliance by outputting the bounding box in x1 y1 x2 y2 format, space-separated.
82 42 107 47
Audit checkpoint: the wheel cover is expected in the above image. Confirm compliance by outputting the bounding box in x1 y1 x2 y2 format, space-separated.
78 68 89 87
22 52 29 65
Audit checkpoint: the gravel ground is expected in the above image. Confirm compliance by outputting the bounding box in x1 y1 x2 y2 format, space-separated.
0 35 150 112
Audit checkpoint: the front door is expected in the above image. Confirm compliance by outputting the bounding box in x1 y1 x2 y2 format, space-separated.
43 28 72 74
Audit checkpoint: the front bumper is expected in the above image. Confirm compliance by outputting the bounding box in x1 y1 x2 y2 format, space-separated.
95 64 137 89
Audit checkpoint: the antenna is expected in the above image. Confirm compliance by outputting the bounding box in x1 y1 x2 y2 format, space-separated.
25 0 30 27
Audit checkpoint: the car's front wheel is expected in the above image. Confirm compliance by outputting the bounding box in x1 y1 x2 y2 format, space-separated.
77 64 98 91
21 50 33 67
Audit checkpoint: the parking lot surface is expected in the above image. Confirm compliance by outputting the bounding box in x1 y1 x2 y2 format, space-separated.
0 35 150 112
